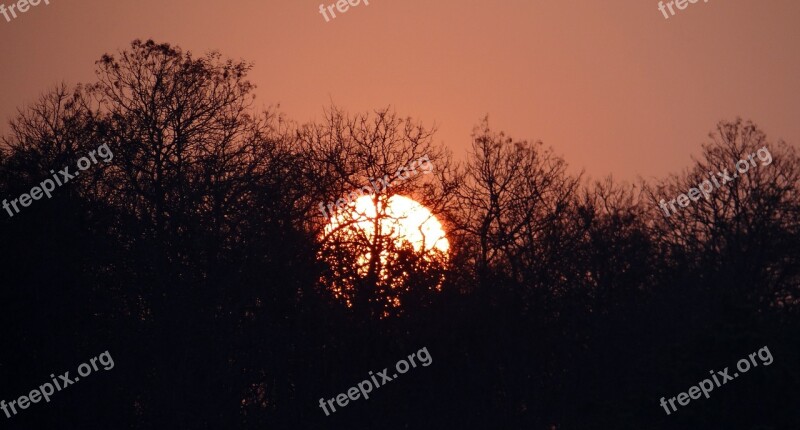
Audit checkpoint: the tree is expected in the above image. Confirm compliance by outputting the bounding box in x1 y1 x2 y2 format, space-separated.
453 117 582 301
646 118 800 309
299 106 453 318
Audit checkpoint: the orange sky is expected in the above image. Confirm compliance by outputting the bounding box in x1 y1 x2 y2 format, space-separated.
1 0 798 181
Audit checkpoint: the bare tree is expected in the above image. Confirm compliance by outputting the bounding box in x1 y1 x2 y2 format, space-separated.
299 106 452 317
645 118 800 307
2 83 96 185
453 118 582 299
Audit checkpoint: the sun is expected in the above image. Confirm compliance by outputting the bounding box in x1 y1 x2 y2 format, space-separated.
318 194 449 315
324 194 449 254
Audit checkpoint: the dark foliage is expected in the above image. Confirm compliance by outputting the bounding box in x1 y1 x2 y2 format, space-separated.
1 40 798 429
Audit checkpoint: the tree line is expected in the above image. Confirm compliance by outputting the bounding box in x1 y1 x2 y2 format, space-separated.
1 39 798 429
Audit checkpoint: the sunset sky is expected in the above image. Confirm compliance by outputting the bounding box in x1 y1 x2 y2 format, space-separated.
1 0 798 181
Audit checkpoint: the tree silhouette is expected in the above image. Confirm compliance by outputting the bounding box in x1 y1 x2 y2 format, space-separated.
1 40 798 430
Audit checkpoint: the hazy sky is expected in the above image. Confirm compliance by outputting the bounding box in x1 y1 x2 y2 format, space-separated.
1 0 798 181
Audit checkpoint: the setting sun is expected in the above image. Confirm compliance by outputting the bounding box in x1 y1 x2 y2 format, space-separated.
323 194 449 254
318 194 450 315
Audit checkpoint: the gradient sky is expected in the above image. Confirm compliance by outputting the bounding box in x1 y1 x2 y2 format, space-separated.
1 0 798 181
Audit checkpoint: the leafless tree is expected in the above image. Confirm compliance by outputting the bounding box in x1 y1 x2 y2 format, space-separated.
453 117 582 300
298 106 453 317
645 118 800 307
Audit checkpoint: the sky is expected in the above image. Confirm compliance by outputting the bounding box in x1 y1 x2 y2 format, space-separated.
0 0 798 182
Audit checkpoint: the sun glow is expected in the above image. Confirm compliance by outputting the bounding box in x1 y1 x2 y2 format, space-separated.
319 194 449 315
324 194 449 254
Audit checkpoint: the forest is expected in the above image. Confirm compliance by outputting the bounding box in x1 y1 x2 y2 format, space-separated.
1 39 798 429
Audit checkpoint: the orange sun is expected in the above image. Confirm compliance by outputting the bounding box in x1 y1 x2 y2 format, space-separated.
318 194 449 315
324 194 449 254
